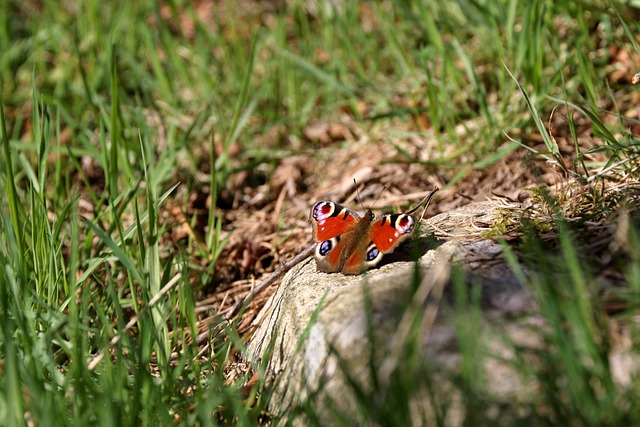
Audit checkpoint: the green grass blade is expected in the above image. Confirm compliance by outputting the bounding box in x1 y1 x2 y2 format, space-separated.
0 92 26 278
140 131 170 369
81 216 144 286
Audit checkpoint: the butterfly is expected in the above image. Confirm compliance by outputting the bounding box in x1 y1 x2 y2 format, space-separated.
309 187 439 274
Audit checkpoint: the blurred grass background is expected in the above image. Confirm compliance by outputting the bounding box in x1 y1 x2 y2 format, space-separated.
2 0 640 425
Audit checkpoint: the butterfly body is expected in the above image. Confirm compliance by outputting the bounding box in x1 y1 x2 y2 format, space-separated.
310 201 418 274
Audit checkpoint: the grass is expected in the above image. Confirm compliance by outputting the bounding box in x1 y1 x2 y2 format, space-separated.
2 0 640 425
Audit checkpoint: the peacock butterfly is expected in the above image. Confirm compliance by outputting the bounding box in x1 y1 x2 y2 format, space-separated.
309 187 439 274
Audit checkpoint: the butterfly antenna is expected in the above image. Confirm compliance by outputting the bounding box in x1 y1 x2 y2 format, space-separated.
371 184 387 211
353 179 386 212
353 178 366 212
407 186 439 220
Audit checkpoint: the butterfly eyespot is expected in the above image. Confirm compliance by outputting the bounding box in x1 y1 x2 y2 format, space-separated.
318 237 340 257
319 240 332 256
393 214 415 234
313 202 336 221
366 246 380 261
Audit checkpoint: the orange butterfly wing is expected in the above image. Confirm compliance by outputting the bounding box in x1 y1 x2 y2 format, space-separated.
310 201 360 273
369 213 416 253
310 202 359 241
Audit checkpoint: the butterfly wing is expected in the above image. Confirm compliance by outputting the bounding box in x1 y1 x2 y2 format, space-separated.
346 213 415 270
370 213 416 253
342 246 371 274
310 201 360 241
310 201 360 273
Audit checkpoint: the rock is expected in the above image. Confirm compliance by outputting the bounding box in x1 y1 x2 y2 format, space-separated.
246 201 538 424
